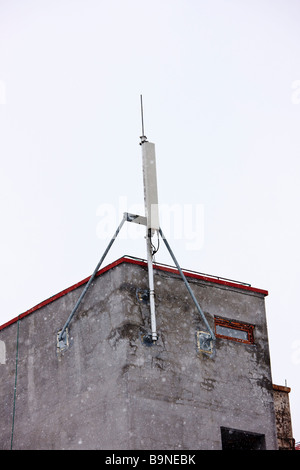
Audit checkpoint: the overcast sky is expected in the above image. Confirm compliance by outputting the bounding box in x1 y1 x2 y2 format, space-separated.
1 0 299 442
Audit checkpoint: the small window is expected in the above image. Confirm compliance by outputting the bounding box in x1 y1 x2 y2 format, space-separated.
221 426 266 450
215 316 254 344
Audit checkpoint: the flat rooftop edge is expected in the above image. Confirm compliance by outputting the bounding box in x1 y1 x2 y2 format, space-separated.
0 255 268 331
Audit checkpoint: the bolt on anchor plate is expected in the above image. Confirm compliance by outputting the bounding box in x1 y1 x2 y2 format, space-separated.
196 330 214 354
57 328 69 352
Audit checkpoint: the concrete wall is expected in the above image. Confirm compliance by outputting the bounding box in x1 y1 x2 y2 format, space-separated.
0 259 278 449
273 385 295 450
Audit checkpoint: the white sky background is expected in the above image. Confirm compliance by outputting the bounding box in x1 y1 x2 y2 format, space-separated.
0 0 299 442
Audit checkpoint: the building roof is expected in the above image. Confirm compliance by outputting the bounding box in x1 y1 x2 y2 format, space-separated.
0 255 268 332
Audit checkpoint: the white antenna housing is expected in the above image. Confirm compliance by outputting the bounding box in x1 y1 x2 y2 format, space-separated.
141 140 160 234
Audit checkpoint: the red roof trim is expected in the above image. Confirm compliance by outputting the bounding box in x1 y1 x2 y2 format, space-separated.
0 256 268 331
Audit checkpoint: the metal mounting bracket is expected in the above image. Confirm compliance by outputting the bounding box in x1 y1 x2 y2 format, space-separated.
57 211 215 351
57 328 69 352
197 331 214 355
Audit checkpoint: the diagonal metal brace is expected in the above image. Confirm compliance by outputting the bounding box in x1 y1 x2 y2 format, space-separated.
57 215 126 346
159 227 216 341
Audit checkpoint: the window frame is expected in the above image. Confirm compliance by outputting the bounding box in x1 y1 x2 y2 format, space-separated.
214 316 255 344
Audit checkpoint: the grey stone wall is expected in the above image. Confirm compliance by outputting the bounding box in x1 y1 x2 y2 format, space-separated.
0 260 278 449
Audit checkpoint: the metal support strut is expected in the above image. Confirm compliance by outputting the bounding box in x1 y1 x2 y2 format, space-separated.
57 211 214 350
57 215 126 346
146 231 158 342
159 228 216 342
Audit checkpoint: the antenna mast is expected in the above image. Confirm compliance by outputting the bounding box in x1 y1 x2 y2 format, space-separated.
57 95 215 351
140 95 159 342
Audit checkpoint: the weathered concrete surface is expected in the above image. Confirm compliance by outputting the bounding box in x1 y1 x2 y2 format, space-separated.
273 385 295 450
0 260 279 449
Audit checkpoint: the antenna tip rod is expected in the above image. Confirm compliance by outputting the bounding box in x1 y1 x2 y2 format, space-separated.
140 94 147 143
